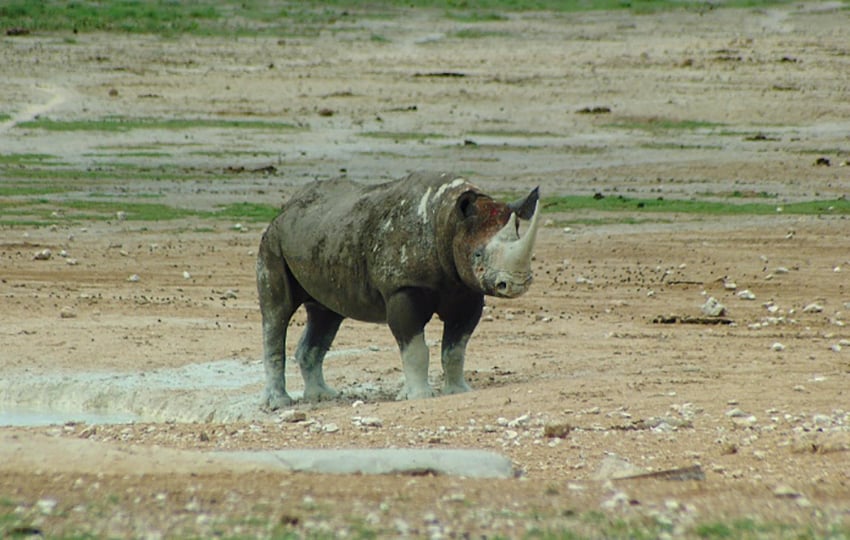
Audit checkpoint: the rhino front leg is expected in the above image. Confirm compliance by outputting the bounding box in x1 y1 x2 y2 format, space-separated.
297 303 343 401
440 294 483 395
387 288 438 400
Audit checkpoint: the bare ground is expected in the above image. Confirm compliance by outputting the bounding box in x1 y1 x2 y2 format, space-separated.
1 3 849 538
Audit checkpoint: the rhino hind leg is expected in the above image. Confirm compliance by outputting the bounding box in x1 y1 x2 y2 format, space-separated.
440 294 484 395
387 288 438 400
257 235 303 411
297 303 344 401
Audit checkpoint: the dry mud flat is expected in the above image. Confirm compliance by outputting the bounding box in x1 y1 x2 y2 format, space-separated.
1 3 850 538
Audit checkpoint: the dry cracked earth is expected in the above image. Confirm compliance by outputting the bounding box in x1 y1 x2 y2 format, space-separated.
1 3 849 538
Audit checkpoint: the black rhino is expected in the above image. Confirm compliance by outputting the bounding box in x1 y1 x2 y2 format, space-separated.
256 172 540 409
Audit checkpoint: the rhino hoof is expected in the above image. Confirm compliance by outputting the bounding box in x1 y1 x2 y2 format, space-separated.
303 385 340 402
442 382 472 395
397 385 436 400
261 390 294 411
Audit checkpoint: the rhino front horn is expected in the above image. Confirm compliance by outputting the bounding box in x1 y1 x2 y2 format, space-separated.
484 196 541 298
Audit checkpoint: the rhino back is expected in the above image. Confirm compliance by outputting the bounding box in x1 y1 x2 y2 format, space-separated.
272 173 464 322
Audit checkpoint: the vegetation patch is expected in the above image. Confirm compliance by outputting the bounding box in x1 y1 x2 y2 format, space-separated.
606 117 726 133
16 117 301 133
544 194 850 215
0 0 800 37
360 131 447 141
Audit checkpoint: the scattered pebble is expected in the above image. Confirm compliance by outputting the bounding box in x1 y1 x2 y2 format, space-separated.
278 410 307 423
543 423 572 439
354 416 383 427
183 271 192 279
771 342 785 351
701 297 726 317
737 289 756 300
127 274 141 282
33 248 52 261
773 484 801 498
322 423 339 433
802 303 824 313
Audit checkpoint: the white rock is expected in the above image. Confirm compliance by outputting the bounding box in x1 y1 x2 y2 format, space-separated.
33 248 52 260
773 484 801 498
723 281 737 291
737 290 756 300
127 274 141 282
802 303 824 313
36 498 58 515
116 211 127 221
66 258 78 266
701 297 726 317
322 423 339 433
774 267 790 274
183 271 191 279
576 276 593 285
279 410 307 423
358 416 383 427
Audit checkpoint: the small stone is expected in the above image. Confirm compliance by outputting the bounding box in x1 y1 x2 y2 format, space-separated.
36 498 58 515
802 303 824 313
116 211 127 221
60 307 77 319
774 267 790 274
725 408 748 418
322 423 339 433
737 290 756 300
33 248 52 260
279 410 307 423
66 258 78 266
771 342 785 351
359 416 383 427
576 276 593 285
723 281 737 291
182 271 191 279
701 297 726 317
773 484 801 498
831 344 842 352
127 274 140 282
543 423 572 439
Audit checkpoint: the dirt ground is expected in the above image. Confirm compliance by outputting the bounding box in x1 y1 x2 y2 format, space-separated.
1 3 849 538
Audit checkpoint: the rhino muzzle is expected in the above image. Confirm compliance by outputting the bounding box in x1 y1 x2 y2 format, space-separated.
478 200 541 298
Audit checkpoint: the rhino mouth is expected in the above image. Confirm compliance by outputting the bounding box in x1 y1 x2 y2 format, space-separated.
486 270 533 298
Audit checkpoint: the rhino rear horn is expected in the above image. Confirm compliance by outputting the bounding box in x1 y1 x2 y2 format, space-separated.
507 187 540 220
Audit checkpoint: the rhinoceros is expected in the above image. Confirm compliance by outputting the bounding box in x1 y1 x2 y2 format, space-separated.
256 171 540 409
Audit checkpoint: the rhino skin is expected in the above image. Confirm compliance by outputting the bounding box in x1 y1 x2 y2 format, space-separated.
256 171 540 409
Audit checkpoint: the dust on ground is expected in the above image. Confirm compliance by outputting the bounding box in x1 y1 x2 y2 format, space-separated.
1 3 849 538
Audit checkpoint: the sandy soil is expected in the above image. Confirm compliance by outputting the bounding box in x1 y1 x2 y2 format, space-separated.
1 3 849 538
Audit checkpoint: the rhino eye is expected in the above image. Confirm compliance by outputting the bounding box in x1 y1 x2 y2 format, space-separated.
472 248 484 262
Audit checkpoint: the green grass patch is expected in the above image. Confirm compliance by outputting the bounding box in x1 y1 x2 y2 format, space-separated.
17 116 301 133
0 0 801 37
0 153 63 165
0 198 280 227
451 28 511 38
606 117 726 133
360 131 447 141
544 194 850 215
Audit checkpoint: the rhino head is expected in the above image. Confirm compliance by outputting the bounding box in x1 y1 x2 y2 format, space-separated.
451 186 541 298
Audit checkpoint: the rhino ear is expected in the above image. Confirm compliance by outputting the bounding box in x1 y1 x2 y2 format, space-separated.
507 187 540 220
456 191 479 219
